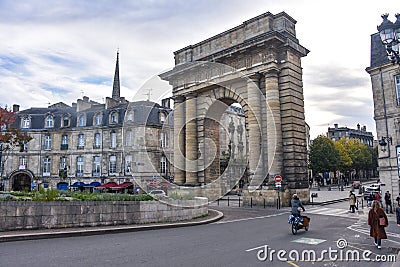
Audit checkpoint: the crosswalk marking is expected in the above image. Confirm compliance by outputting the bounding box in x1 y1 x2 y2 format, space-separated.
305 207 363 218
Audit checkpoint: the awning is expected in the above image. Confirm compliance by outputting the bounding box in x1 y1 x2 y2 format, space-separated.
94 182 118 189
70 182 87 188
109 182 133 190
85 181 101 187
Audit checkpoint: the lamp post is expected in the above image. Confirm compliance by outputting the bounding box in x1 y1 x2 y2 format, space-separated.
377 13 400 209
377 14 400 64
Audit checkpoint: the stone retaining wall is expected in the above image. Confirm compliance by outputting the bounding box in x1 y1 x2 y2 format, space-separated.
0 197 208 231
242 188 310 207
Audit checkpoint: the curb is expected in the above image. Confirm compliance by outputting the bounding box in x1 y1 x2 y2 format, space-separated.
0 209 224 243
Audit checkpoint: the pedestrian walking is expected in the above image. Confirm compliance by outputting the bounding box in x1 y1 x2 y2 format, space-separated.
368 200 388 249
384 191 393 214
375 192 381 205
396 193 400 206
349 191 356 213
396 204 400 227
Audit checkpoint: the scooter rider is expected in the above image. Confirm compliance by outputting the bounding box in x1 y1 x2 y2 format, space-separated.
291 194 305 217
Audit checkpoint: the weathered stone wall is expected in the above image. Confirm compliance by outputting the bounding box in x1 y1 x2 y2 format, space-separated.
242 188 309 207
0 198 208 231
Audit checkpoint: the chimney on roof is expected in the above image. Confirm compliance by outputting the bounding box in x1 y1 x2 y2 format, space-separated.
161 98 170 108
357 123 360 131
334 123 338 129
12 104 19 112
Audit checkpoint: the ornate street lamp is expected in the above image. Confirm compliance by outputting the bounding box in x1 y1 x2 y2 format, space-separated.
378 136 392 152
377 14 400 64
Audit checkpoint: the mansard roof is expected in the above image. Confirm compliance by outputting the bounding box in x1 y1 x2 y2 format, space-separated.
14 99 172 130
369 33 390 69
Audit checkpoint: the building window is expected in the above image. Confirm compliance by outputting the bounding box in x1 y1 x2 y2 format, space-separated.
45 115 53 128
77 134 85 149
110 111 118 124
126 111 134 122
92 156 101 177
396 75 400 105
62 115 70 127
161 132 168 148
43 156 51 176
61 135 68 150
78 114 86 127
109 155 117 175
60 156 67 170
125 130 133 146
125 155 132 174
160 112 166 123
19 156 27 170
22 117 30 129
94 113 102 126
76 156 84 177
160 156 166 175
94 133 101 149
110 131 117 148
44 135 52 150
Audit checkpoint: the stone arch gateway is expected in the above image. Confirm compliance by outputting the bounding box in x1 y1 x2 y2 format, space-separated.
160 12 310 205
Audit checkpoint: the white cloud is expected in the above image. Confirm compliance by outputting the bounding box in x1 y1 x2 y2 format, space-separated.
1 0 399 139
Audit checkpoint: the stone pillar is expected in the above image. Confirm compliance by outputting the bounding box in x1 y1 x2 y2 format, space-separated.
264 69 283 178
173 96 186 185
185 93 198 185
246 74 263 186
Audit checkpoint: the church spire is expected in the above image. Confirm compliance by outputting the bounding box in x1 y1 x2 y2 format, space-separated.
112 49 120 101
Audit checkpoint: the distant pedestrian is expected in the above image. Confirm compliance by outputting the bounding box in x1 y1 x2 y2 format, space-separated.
396 204 400 226
384 191 393 214
368 200 388 249
375 192 381 205
349 191 356 213
396 193 400 206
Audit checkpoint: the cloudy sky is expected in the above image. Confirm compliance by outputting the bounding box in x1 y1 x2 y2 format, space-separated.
1 0 399 139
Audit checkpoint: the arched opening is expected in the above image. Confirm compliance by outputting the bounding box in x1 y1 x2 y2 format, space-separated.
202 96 248 189
10 170 34 192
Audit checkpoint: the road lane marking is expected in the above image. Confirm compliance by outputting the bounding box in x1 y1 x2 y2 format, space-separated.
212 212 287 224
291 237 326 245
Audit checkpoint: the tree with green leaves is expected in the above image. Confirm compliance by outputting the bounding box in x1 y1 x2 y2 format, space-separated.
309 135 340 174
335 137 353 174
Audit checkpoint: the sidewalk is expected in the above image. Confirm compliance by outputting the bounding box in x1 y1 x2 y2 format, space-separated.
0 209 223 243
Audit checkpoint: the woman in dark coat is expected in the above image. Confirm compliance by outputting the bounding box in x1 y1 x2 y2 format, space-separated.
368 200 388 249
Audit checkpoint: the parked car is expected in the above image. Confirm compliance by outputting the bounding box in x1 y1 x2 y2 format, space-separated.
352 181 362 189
363 184 381 200
149 190 167 198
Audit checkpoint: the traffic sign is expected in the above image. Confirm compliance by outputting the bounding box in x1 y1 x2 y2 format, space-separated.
275 182 282 187
274 175 282 183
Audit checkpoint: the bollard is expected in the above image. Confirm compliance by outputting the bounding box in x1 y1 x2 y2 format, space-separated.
238 197 241 207
264 198 266 209
361 198 364 209
251 197 253 208
228 196 230 207
217 199 219 206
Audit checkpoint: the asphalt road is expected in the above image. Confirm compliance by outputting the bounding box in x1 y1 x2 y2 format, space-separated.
0 202 399 267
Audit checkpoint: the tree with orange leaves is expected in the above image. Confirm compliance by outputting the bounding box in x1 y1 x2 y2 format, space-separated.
0 106 32 181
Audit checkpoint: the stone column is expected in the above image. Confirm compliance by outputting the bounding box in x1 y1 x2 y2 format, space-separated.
264 68 283 178
246 74 263 186
173 96 186 185
185 93 198 185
